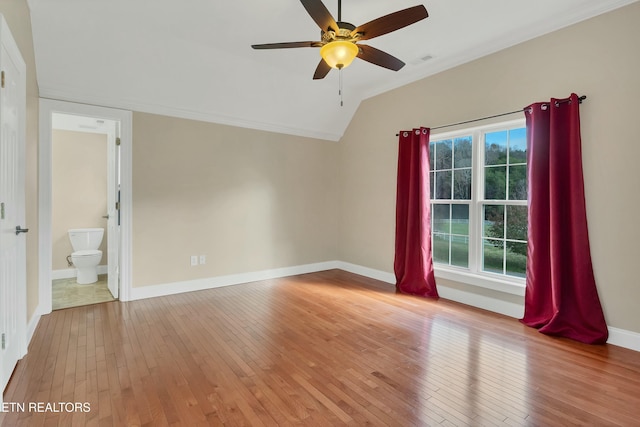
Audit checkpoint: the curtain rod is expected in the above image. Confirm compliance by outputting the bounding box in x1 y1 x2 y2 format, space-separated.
395 95 587 136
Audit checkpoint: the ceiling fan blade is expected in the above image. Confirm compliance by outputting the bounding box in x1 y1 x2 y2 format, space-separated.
357 44 405 71
300 0 339 32
252 41 320 49
352 5 428 40
313 59 331 80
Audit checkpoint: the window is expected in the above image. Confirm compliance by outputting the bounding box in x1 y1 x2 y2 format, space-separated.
429 136 472 268
429 120 527 286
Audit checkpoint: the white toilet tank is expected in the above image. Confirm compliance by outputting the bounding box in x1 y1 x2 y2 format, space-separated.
68 228 104 251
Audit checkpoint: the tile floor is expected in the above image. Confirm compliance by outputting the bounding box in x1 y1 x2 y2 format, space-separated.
52 274 116 310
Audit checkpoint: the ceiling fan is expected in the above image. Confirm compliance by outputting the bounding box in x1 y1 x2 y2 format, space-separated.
251 0 429 80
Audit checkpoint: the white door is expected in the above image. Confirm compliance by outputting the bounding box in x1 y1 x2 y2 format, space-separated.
0 15 27 394
106 127 119 298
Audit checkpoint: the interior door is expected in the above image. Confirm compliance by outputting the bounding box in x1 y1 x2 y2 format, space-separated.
106 125 119 298
0 17 27 394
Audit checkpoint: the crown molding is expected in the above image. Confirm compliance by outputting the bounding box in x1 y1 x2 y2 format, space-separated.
38 86 343 142
362 0 640 101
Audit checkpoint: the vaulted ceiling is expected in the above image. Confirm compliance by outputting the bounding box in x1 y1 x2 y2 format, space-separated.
28 0 637 141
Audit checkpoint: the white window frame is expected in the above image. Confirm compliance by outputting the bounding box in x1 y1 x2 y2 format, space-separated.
430 118 527 296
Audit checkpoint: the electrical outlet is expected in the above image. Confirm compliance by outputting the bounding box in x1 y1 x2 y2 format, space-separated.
199 255 206 265
190 255 198 266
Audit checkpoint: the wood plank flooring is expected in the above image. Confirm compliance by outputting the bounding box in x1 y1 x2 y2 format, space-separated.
2 270 639 426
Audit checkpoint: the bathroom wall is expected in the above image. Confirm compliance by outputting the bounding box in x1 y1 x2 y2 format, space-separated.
51 129 108 272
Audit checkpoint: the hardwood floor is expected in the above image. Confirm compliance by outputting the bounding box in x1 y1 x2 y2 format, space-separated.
2 270 639 426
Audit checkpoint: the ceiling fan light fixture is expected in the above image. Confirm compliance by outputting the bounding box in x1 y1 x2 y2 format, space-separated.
320 41 358 69
251 1 429 79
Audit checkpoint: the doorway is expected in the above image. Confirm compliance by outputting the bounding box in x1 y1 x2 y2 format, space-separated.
38 99 132 314
50 114 118 309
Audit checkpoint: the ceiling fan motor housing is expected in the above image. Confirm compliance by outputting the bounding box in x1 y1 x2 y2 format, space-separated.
321 22 358 43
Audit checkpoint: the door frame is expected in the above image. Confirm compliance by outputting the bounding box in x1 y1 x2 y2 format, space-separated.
38 99 133 313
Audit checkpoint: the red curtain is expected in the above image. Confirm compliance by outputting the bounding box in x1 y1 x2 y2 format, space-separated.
521 93 608 344
394 128 438 298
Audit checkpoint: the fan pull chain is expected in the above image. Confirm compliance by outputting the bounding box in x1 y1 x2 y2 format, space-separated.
339 68 343 107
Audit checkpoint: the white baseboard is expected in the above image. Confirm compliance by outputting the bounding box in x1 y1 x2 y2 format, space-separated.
129 261 340 301
26 309 42 350
52 265 108 280
335 261 396 284
607 327 640 352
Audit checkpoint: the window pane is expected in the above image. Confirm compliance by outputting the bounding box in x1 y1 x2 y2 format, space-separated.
483 239 504 274
433 233 450 263
506 242 527 277
451 204 469 236
429 171 434 200
451 236 469 268
485 166 506 199
485 131 507 166
508 165 527 200
429 142 435 169
484 204 504 238
509 128 527 163
436 171 452 199
435 140 452 170
453 169 471 200
506 205 528 241
432 204 450 233
454 137 472 168
451 204 469 268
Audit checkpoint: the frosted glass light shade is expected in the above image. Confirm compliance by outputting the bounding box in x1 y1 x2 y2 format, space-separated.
320 41 358 69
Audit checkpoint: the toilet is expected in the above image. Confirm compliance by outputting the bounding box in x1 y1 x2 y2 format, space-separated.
68 228 104 284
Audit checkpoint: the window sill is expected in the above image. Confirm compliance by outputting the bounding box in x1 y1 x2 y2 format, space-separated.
434 266 526 296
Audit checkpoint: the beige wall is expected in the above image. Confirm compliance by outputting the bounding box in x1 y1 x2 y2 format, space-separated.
132 113 340 287
0 0 39 318
51 130 108 270
338 3 640 333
